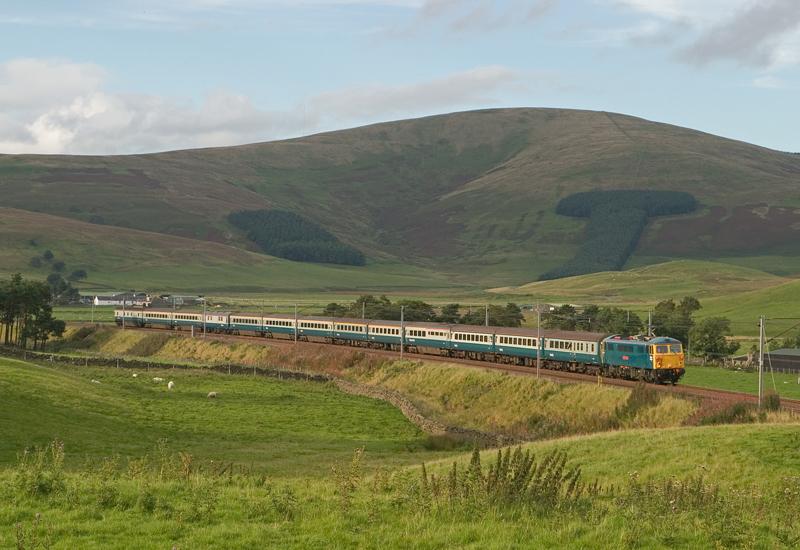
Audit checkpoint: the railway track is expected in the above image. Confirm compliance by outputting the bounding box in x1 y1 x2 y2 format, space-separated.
108 324 800 413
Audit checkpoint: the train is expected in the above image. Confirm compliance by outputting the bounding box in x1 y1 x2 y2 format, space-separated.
114 308 686 384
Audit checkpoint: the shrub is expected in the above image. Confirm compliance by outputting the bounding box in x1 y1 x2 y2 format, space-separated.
14 440 66 497
763 390 781 412
699 402 756 425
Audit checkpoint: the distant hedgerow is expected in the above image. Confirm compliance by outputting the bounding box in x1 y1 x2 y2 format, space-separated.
540 190 697 280
229 209 366 266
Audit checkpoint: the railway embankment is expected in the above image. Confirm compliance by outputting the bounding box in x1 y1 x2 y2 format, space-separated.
20 325 716 441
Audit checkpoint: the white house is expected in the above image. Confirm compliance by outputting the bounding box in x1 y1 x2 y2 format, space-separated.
93 292 150 307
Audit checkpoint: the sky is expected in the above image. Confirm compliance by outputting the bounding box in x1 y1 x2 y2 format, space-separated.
0 0 799 155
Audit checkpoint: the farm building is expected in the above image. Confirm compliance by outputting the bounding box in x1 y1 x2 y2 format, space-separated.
92 292 150 307
765 349 800 372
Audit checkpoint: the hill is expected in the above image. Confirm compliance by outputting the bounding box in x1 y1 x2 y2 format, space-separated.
0 207 458 292
492 260 788 303
3 108 800 287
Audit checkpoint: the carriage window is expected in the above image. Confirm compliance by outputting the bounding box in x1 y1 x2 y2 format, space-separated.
657 345 669 353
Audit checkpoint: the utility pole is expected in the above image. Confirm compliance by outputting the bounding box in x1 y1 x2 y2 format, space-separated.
647 311 653 337
536 303 542 379
758 315 765 408
201 296 206 338
400 305 405 360
122 296 125 330
294 304 298 343
362 301 365 320
91 298 95 324
485 304 489 327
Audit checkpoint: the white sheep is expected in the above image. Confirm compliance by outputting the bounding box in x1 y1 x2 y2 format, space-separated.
91 379 100 384
153 377 164 382
132 373 138 378
168 381 175 390
207 391 217 399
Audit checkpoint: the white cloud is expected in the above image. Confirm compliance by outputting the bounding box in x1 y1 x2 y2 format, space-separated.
0 59 533 154
309 65 528 120
752 75 783 89
412 0 557 32
614 0 800 69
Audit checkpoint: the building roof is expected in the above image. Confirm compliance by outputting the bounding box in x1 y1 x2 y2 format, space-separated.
768 348 800 357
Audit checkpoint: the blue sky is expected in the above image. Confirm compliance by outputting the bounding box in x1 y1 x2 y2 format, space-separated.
1 0 798 154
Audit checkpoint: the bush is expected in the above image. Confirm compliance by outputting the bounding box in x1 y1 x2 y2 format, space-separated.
763 390 781 412
229 209 365 266
699 402 756 425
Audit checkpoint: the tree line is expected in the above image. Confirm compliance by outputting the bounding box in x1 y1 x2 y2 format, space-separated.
28 246 87 304
540 190 697 280
228 209 366 266
0 274 66 350
544 295 741 360
322 295 525 327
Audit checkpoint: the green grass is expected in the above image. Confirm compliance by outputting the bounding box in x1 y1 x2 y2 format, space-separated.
3 420 800 548
493 259 788 303
0 207 462 293
683 365 800 400
0 357 455 477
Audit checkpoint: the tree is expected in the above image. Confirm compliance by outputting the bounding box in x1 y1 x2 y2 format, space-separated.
651 296 702 343
0 274 65 349
29 257 43 269
437 304 461 324
52 261 66 273
689 317 739 361
67 269 88 282
323 302 348 317
594 307 644 335
542 304 578 330
42 250 54 261
779 331 800 349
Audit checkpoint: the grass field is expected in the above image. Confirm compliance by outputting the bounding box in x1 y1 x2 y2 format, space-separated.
493 260 788 303
0 208 463 293
47 325 700 441
1 354 798 549
0 358 454 476
684 365 800 400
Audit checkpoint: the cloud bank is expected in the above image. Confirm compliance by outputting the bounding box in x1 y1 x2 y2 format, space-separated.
0 58 528 155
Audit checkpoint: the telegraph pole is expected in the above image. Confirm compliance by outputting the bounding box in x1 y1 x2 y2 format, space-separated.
122 296 126 330
758 315 765 408
294 304 298 343
536 303 542 379
201 296 206 337
400 305 405 360
485 304 489 327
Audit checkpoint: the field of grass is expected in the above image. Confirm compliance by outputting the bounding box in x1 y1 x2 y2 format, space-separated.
48 326 699 441
0 208 463 293
683 365 800 400
492 259 789 303
0 357 455 476
2 374 799 550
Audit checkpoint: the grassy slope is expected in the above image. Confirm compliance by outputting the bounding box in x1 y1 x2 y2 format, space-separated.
2 351 798 548
492 259 787 303
683 365 800 399
47 325 698 440
0 357 454 476
3 108 800 287
0 207 460 292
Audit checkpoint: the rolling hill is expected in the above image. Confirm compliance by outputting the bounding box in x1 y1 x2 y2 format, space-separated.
2 108 800 288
